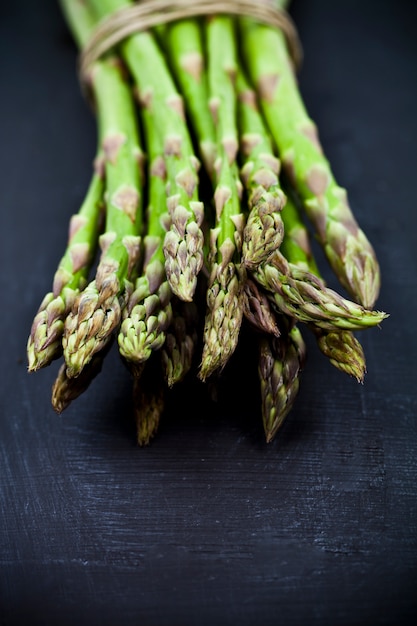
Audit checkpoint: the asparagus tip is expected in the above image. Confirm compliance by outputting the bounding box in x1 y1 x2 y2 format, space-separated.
63 282 121 377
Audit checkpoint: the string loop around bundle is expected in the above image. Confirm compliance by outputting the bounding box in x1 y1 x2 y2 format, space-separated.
79 0 302 84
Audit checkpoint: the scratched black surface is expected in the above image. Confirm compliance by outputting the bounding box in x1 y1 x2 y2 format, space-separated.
1 1 416 625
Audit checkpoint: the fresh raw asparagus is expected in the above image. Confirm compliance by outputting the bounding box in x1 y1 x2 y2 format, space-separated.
258 318 306 443
118 106 173 365
242 278 281 337
239 14 381 309
161 297 199 387
311 326 366 383
88 0 205 302
51 338 113 414
236 68 286 269
162 18 217 174
199 15 246 380
280 187 366 381
132 355 166 446
27 0 389 445
27 157 104 371
61 0 143 378
253 251 387 331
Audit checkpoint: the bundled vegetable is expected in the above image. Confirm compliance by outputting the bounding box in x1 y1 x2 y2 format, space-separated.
27 0 388 445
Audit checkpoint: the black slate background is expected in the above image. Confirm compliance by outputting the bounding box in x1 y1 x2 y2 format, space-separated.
1 1 416 625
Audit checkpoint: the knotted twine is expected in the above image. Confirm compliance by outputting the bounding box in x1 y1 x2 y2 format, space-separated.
79 0 302 85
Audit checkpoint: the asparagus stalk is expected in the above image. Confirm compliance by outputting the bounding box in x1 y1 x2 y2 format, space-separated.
242 278 281 337
162 18 217 174
258 318 306 443
160 297 199 387
254 252 387 331
88 0 205 302
199 15 246 381
236 68 286 269
61 0 143 378
27 157 104 371
51 338 113 414
118 106 173 365
311 326 366 383
132 355 166 446
280 187 366 381
239 13 381 309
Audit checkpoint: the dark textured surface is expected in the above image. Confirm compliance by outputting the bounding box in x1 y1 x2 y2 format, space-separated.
1 1 416 625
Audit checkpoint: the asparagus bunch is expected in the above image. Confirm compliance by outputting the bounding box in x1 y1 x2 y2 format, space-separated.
27 0 388 445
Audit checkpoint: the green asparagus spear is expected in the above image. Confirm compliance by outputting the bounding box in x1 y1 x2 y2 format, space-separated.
132 355 166 446
199 15 246 380
118 106 173 365
27 156 104 371
162 18 217 174
51 338 113 414
258 318 306 443
242 278 281 337
236 68 286 269
254 252 387 331
161 297 199 388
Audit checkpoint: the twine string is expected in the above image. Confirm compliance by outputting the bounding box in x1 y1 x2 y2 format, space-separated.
79 0 302 84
